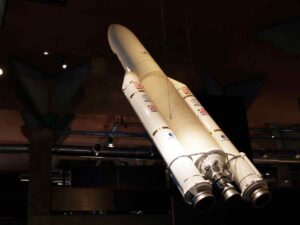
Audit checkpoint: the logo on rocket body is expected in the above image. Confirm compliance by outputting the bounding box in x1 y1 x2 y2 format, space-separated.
142 94 151 103
147 104 157 112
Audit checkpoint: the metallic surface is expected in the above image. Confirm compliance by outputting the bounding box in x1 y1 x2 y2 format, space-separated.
222 183 240 203
251 188 272 208
192 192 215 211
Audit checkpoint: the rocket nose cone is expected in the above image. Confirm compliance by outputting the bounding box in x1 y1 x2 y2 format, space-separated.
108 24 132 53
108 24 124 36
108 24 131 40
108 24 120 50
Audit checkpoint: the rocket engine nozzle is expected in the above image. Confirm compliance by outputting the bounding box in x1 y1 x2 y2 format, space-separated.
213 174 241 204
197 151 241 204
215 178 241 205
251 187 272 208
222 183 241 204
192 191 215 211
183 181 215 211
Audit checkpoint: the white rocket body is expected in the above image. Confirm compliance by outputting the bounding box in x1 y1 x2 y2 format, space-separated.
122 72 214 209
108 24 222 161
169 79 270 204
108 24 271 209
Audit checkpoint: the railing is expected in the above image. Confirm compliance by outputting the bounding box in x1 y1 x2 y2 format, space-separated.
249 125 300 188
249 126 300 159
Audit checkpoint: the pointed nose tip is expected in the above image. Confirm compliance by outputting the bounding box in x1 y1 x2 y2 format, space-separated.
108 24 119 33
108 24 130 52
108 24 121 52
108 24 127 37
108 24 118 39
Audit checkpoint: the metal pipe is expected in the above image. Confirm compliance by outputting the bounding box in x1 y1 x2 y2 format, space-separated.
251 137 300 140
1 145 299 163
0 144 159 159
56 130 149 138
254 159 300 164
0 144 29 153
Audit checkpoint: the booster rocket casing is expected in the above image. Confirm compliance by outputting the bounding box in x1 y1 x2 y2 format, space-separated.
122 72 214 209
108 24 271 210
169 79 269 204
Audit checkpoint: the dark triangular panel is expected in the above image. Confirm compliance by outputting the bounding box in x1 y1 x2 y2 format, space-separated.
50 113 75 143
51 113 74 132
20 111 44 130
15 80 44 123
258 17 300 56
223 76 266 108
200 74 223 95
52 64 90 114
0 0 7 32
12 58 50 114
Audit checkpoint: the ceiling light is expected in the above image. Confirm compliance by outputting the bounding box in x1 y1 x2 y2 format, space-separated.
107 137 114 148
43 51 49 55
107 143 114 148
62 64 68 69
0 68 3 76
262 154 269 159
20 178 29 182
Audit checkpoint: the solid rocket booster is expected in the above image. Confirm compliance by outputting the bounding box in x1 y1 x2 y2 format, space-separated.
108 24 271 209
122 71 214 209
169 79 271 207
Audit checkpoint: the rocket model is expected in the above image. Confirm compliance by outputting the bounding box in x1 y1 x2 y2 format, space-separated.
108 24 271 210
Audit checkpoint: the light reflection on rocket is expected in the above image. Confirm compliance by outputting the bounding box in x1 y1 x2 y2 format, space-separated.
108 24 271 210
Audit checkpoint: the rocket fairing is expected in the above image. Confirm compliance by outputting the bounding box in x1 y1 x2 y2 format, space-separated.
108 24 271 210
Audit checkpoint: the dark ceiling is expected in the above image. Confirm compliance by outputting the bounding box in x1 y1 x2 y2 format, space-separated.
0 0 300 57
0 0 300 127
